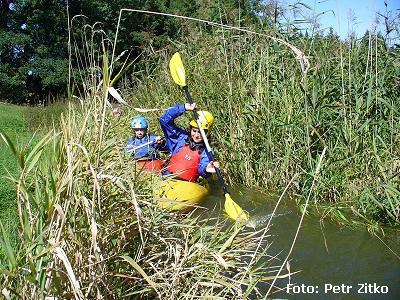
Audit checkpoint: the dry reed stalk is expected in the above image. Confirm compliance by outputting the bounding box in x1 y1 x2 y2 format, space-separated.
111 9 310 78
266 147 327 295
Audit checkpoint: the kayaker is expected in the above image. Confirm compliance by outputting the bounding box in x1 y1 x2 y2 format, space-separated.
126 116 166 160
159 103 219 182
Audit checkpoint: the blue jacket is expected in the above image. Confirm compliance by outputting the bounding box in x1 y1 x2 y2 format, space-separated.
126 135 164 159
159 104 211 178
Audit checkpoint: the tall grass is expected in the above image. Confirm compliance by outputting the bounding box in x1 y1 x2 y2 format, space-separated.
0 103 30 255
0 24 289 298
123 27 399 228
0 101 67 259
1 9 398 298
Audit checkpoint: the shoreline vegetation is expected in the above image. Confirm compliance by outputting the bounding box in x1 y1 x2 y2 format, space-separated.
0 23 295 297
1 6 399 299
124 30 399 229
0 93 289 298
0 101 67 249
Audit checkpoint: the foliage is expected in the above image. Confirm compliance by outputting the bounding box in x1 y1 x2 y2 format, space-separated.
0 29 31 101
0 101 68 263
0 0 69 103
0 104 26 259
123 26 399 228
0 29 287 298
1 0 267 103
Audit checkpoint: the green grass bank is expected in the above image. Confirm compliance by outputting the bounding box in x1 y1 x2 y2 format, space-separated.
0 103 30 246
0 102 67 248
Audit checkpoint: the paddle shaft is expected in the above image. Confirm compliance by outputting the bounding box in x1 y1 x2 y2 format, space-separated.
128 137 164 153
183 86 229 195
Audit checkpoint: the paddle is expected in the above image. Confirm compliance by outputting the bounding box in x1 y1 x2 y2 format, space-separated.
127 139 160 154
169 52 248 222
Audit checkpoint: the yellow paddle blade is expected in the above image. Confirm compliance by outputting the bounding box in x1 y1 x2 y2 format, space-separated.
224 193 248 222
169 52 186 87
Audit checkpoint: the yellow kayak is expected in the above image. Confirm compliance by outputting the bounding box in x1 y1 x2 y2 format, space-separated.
155 179 208 212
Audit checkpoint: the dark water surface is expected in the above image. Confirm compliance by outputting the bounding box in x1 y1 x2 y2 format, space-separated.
200 183 400 300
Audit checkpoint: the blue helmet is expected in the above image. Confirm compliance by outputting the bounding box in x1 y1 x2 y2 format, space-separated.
130 116 148 129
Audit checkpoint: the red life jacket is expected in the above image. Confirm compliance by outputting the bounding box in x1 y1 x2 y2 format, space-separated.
166 145 201 182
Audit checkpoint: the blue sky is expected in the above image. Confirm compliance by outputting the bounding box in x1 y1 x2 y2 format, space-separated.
280 0 400 39
9 0 399 41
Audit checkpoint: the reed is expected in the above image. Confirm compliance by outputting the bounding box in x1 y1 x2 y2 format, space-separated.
124 28 399 228
0 102 65 258
0 24 287 299
1 9 398 298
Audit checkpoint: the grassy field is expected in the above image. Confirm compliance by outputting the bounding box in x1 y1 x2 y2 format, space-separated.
0 102 66 248
0 103 32 246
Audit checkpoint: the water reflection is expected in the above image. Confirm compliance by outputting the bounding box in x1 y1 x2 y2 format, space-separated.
198 182 400 299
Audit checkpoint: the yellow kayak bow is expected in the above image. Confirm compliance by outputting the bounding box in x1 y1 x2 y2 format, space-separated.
168 52 248 223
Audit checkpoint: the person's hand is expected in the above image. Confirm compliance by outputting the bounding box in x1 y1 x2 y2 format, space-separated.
185 103 196 111
206 161 220 173
155 136 163 143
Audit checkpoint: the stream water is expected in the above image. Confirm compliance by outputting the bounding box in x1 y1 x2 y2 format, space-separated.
200 183 400 300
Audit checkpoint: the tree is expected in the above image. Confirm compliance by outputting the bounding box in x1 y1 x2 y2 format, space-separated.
0 0 69 103
0 0 266 103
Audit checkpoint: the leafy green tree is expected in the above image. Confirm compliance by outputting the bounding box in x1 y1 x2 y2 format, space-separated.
0 0 267 103
0 0 31 102
0 0 69 103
